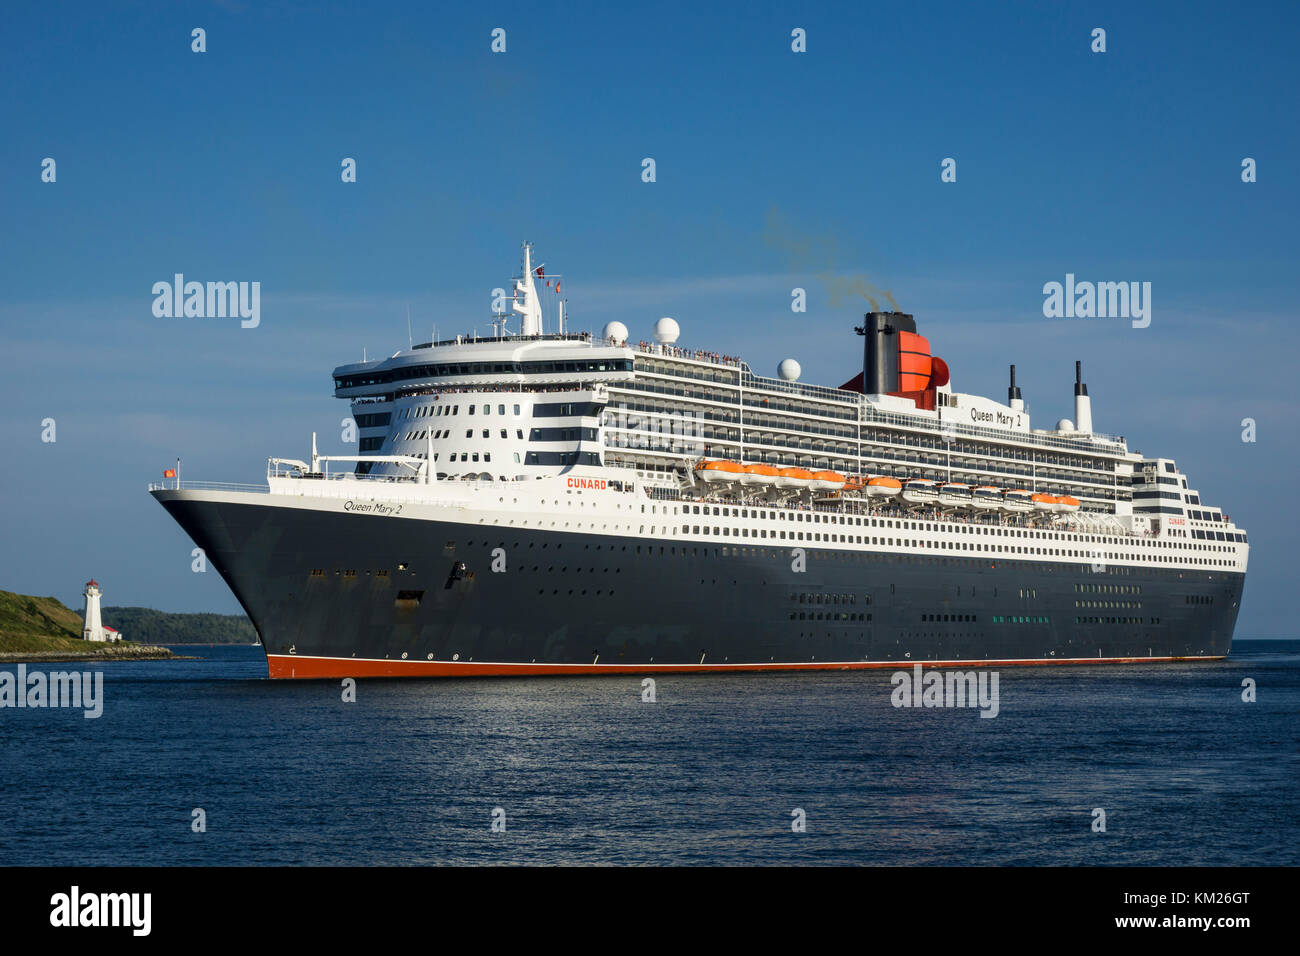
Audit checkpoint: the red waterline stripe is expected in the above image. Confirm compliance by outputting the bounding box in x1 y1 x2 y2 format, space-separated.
265 653 1224 679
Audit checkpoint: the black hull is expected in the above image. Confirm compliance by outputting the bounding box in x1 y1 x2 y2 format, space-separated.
156 492 1244 677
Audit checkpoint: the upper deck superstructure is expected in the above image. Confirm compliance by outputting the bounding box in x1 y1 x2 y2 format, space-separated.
323 244 1245 557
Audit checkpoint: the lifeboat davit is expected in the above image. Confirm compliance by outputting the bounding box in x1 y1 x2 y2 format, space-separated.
775 467 815 489
1056 494 1081 513
810 470 847 491
740 463 779 486
694 459 743 483
938 482 973 508
842 476 866 493
1002 489 1034 513
1031 493 1059 512
864 476 902 498
901 478 939 506
972 485 1002 510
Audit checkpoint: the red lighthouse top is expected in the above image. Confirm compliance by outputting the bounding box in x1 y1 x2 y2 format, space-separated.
86 579 99 587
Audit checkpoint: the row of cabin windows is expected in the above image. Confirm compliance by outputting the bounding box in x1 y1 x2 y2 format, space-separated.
418 452 530 464
1133 490 1183 501
677 525 1237 565
1195 529 1246 542
792 611 871 621
678 504 1234 550
398 428 525 441
530 427 599 442
1132 474 1181 486
534 401 604 418
921 613 976 623
525 451 602 466
791 592 869 605
1075 583 1143 594
400 403 524 420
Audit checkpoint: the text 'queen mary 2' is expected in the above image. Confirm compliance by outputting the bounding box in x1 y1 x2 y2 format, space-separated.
150 245 1247 679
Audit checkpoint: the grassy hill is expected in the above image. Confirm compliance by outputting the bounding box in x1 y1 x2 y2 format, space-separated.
0 589 87 653
0 589 173 660
102 607 257 644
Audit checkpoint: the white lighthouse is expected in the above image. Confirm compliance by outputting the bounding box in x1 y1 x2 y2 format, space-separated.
82 579 121 642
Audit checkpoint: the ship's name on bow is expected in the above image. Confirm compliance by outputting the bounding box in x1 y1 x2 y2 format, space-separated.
343 500 403 515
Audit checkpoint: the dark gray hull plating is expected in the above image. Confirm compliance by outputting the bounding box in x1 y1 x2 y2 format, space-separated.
156 492 1243 674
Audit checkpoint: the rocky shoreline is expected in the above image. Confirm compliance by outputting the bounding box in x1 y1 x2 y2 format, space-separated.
0 644 185 664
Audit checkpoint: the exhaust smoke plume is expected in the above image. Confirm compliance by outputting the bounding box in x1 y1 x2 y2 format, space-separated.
761 207 901 313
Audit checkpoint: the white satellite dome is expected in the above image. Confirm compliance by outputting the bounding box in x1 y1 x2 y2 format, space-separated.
778 359 801 382
1056 418 1075 432
602 321 629 345
653 317 680 344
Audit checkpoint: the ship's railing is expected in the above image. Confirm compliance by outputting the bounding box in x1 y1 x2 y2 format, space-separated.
633 342 746 368
741 370 860 406
393 383 600 400
411 332 596 350
148 480 269 494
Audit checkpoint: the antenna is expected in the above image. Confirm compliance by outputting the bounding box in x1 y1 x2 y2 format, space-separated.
406 304 413 350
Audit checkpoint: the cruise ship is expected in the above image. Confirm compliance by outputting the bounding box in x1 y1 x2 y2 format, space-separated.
150 244 1248 678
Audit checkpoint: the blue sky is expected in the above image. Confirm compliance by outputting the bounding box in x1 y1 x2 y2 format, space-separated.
1 0 1296 636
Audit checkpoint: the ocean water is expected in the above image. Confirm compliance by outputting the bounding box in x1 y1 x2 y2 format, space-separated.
1 641 1296 866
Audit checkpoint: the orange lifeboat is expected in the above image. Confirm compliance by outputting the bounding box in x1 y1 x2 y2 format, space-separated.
740 463 780 486
775 467 815 489
694 459 743 483
1055 494 1080 513
810 470 847 491
1031 493 1058 512
864 476 903 498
